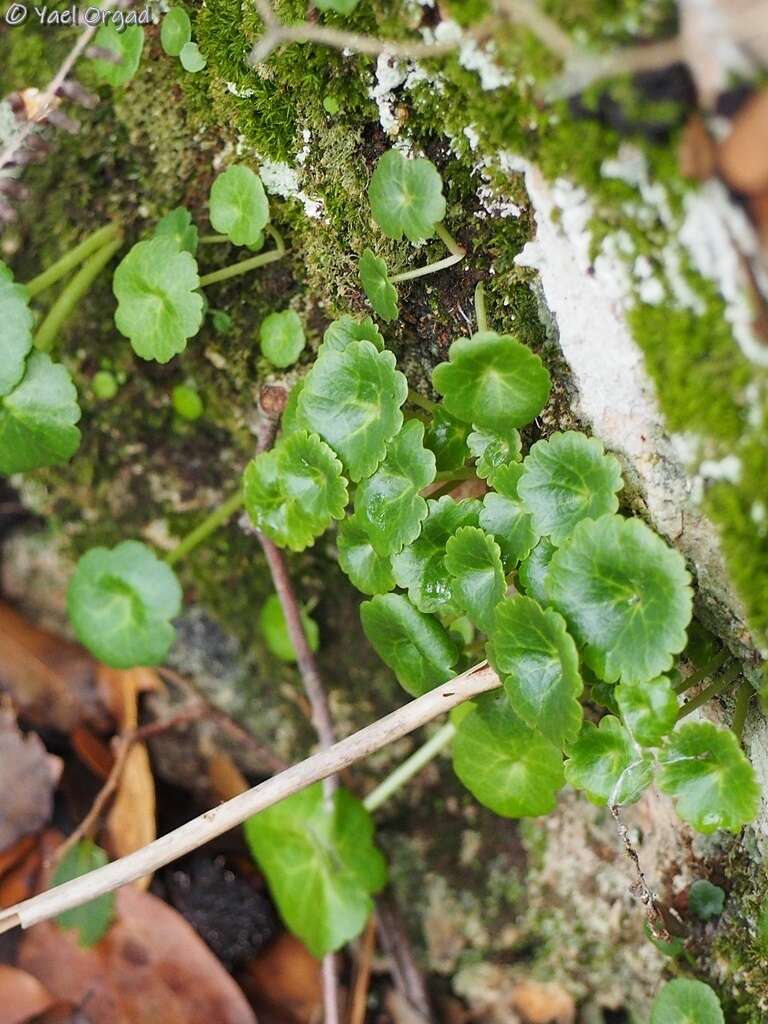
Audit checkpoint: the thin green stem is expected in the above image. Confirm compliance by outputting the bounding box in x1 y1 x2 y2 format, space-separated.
198 226 286 287
732 680 753 744
165 490 245 567
24 222 121 298
676 665 742 721
474 280 488 332
199 234 230 244
33 236 124 353
363 722 456 813
674 649 731 694
407 387 437 414
389 223 466 284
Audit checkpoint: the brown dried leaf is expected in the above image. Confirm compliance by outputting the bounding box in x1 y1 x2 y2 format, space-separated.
678 114 715 181
96 666 161 733
0 711 54 853
238 932 322 1024
0 964 54 1024
18 887 258 1024
105 742 155 884
0 603 109 733
718 86 768 195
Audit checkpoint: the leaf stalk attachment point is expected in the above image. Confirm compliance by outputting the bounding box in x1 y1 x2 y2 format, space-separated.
198 225 286 287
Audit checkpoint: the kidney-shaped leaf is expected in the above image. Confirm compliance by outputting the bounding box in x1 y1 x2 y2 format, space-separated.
259 594 319 663
658 721 760 833
360 593 458 696
260 309 306 368
548 515 693 684
160 8 192 56
444 526 505 634
113 237 203 363
518 431 623 545
244 430 348 552
209 165 269 247
489 596 583 748
391 496 481 613
368 150 446 243
453 692 564 818
688 880 726 921
0 261 33 397
479 463 539 571
67 540 182 668
650 979 724 1024
0 352 81 475
322 315 384 354
154 206 198 255
299 340 407 482
359 249 399 323
615 674 678 747
245 784 387 958
337 512 395 596
53 839 115 947
467 426 521 484
432 331 550 432
565 716 653 806
90 24 144 86
354 420 435 556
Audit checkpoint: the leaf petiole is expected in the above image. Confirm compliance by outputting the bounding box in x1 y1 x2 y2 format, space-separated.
24 222 122 299
407 388 437 414
676 664 742 721
198 225 286 287
198 234 230 244
34 234 125 353
732 680 754 744
165 489 245 567
389 223 465 284
674 648 731 694
363 721 456 812
474 280 488 332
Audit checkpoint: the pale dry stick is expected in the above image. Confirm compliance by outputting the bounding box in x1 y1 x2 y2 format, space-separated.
609 805 672 940
0 0 121 172
0 663 500 935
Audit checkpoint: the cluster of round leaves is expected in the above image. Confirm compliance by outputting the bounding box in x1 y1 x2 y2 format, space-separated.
160 7 207 74
0 262 81 475
241 304 759 836
113 165 270 363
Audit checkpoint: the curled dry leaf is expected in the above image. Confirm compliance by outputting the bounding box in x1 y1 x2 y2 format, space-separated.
0 602 110 734
238 931 322 1024
718 86 768 195
0 964 54 1024
18 886 258 1024
0 711 55 852
105 742 156 880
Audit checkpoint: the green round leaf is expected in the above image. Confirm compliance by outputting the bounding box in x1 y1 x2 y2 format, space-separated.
354 420 435 556
368 150 446 243
90 24 144 86
432 331 551 432
154 206 198 255
160 7 192 56
359 249 399 322
360 593 459 697
467 426 521 484
0 352 81 474
337 513 395 596
298 340 407 483
391 496 481 613
518 431 623 544
260 309 306 368
259 593 319 662
564 716 653 806
245 784 387 958
479 463 539 571
172 384 203 421
113 237 203 363
424 408 470 473
179 41 206 73
688 879 726 921
453 692 564 818
548 515 693 684
444 526 505 635
53 840 115 947
518 537 557 606
67 540 182 668
92 370 118 400
489 596 583 748
209 165 269 247
615 674 678 747
658 721 760 833
0 261 33 397
322 315 384 354
650 979 724 1024
243 430 348 552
